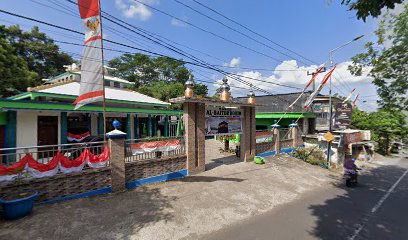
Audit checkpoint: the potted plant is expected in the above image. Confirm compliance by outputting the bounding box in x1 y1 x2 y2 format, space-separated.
0 172 38 220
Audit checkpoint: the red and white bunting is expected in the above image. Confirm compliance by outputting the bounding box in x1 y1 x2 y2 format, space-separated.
67 131 91 142
0 155 29 181
73 0 104 109
0 147 110 181
59 150 88 173
88 146 110 168
27 155 59 178
131 140 181 155
304 65 337 109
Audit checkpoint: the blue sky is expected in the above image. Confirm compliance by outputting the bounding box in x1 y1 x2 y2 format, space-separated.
0 0 381 111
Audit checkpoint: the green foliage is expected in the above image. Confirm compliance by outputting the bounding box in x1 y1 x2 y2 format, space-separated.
351 108 408 154
0 25 73 97
341 0 403 21
348 5 408 111
293 147 327 167
0 38 37 97
108 53 208 105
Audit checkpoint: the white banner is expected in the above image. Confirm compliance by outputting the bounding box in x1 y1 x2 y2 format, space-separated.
205 106 242 136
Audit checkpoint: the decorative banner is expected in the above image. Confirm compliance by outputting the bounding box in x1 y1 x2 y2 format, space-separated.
343 88 356 103
88 146 110 168
304 65 337 108
59 150 88 173
73 0 104 109
131 140 181 155
205 106 242 136
67 131 91 142
333 103 353 130
27 154 60 178
0 155 29 181
0 147 110 181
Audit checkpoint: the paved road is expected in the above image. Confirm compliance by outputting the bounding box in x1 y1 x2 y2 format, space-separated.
202 154 408 240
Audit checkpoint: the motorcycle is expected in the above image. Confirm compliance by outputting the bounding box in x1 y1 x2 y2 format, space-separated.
345 170 358 187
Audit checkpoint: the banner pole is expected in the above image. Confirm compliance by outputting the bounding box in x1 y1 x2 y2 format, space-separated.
98 0 107 142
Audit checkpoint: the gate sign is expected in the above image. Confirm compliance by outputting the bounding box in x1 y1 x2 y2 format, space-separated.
333 103 353 130
205 106 242 136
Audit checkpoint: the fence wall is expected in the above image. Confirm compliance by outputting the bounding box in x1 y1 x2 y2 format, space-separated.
0 167 111 203
255 127 304 156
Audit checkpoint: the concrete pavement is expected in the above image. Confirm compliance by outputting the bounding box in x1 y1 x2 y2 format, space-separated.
0 140 335 240
201 152 408 240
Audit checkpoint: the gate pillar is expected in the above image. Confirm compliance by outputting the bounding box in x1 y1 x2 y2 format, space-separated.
240 106 256 162
184 102 206 174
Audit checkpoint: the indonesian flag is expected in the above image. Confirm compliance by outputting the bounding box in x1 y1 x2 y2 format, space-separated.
131 139 181 155
353 93 360 106
27 154 59 178
0 155 29 181
73 0 104 109
343 88 356 103
288 65 324 109
304 65 337 109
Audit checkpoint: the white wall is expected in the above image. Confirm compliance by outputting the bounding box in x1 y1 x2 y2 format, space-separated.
16 111 38 148
16 111 61 148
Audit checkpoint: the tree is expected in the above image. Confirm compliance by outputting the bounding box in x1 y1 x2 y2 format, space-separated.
1 25 73 84
348 4 408 111
341 0 403 21
108 53 208 103
351 108 407 154
0 38 37 97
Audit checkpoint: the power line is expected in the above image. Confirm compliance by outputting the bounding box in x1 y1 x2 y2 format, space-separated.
132 0 294 65
190 0 318 65
173 0 311 66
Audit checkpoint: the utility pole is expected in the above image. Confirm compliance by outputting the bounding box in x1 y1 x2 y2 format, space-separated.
307 67 326 91
326 35 364 167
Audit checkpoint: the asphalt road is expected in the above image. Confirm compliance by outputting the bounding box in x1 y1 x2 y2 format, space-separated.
202 154 408 240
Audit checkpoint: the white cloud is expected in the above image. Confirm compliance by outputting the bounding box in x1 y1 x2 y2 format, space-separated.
115 0 158 21
225 57 241 67
170 17 188 27
211 60 377 111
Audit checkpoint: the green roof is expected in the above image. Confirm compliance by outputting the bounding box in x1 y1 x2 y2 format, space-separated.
8 91 169 107
256 112 316 119
0 99 181 115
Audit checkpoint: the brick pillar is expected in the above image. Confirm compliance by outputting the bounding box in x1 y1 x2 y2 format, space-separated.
240 106 256 162
107 131 126 192
290 123 299 148
272 125 280 155
184 102 205 174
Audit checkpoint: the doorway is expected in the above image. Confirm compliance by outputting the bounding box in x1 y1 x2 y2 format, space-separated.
38 116 58 159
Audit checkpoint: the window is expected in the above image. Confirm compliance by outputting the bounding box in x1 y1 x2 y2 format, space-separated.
104 80 110 87
113 82 120 88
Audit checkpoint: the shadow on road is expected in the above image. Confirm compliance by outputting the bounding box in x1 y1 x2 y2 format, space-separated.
309 163 408 240
0 186 175 240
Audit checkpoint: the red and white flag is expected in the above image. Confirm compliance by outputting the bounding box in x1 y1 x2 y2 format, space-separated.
343 88 356 103
73 0 104 109
288 65 324 109
304 65 337 108
353 93 360 106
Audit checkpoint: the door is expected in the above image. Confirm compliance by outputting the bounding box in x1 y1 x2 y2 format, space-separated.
38 116 58 159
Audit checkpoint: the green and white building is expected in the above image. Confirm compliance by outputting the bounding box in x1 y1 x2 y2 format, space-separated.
0 65 181 149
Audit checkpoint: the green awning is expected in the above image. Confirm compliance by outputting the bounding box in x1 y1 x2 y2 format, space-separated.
256 112 316 119
0 99 181 115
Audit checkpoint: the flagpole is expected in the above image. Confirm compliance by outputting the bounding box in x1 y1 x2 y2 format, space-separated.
98 0 107 142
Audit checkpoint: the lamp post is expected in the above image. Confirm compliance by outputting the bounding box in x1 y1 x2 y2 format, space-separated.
327 35 364 166
220 77 231 102
184 74 194 98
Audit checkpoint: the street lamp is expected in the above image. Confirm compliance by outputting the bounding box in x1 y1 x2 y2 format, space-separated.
327 35 364 167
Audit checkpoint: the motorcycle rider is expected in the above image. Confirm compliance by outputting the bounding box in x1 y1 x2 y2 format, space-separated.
344 158 359 184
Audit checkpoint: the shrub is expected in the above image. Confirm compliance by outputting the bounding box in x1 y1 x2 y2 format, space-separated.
293 147 327 167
